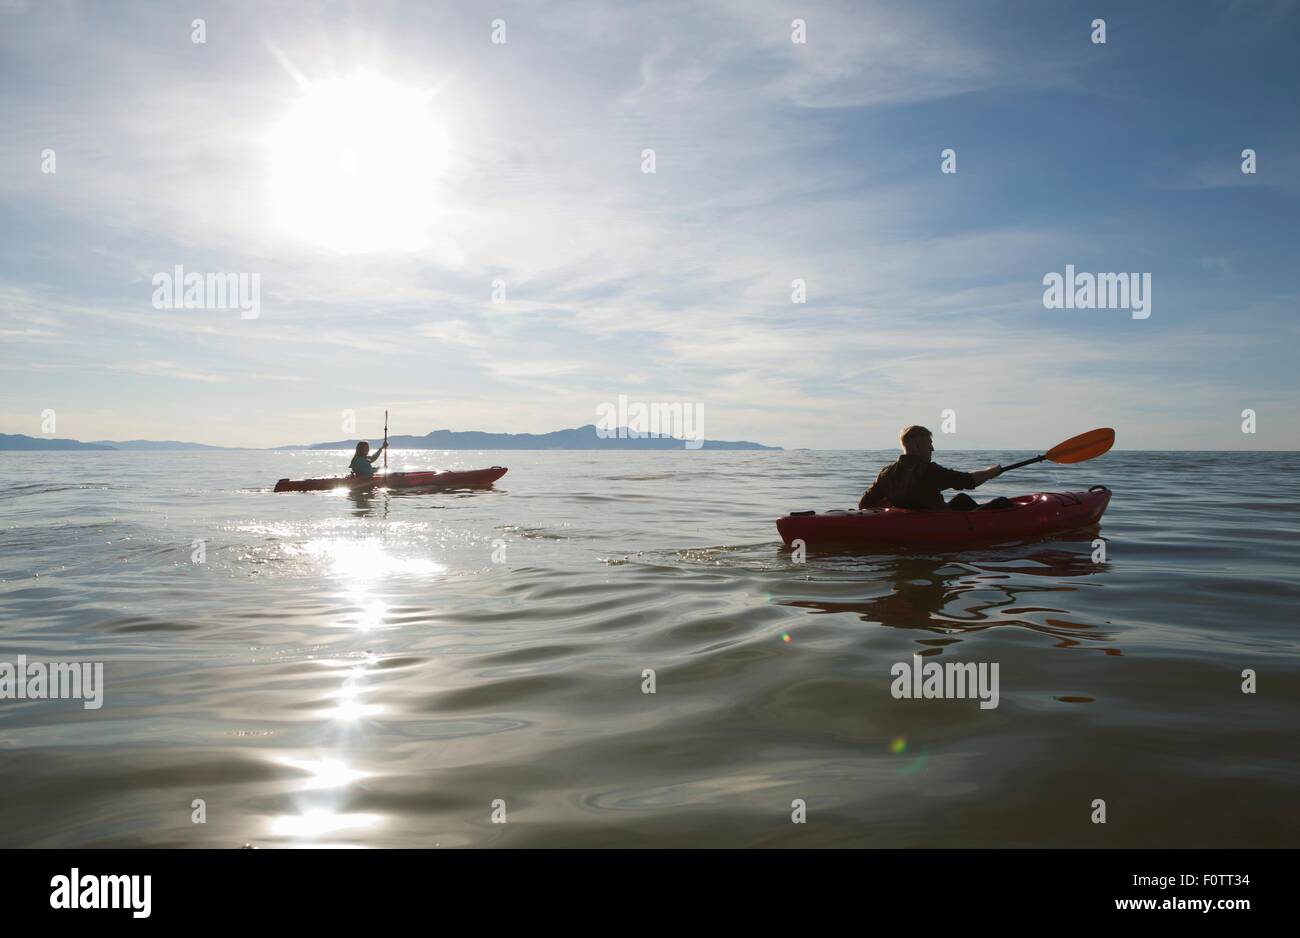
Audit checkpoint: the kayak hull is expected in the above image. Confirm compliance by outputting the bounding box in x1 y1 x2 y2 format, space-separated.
776 488 1111 549
274 466 508 493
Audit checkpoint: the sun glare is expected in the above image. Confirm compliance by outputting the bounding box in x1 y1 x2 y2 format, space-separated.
269 70 448 252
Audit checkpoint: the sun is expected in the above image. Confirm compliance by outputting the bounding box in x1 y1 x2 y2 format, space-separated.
268 70 448 253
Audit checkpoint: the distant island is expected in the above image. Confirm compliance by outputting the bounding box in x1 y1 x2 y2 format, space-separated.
90 439 237 451
0 434 115 451
289 425 780 451
1 426 781 451
0 434 237 451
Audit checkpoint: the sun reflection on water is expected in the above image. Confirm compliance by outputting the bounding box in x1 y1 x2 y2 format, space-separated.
298 538 444 632
264 535 439 844
303 537 444 580
278 756 370 790
269 810 383 840
329 663 382 720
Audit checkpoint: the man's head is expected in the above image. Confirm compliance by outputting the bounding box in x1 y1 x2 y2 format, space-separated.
354 441 370 457
899 425 934 459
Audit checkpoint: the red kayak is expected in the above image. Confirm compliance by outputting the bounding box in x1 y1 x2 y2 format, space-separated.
776 487 1111 549
274 466 508 493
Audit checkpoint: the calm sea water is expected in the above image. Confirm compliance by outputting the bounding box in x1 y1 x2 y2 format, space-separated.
0 449 1297 847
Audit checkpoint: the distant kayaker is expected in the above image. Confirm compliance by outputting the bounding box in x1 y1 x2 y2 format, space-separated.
859 426 1008 511
349 440 387 479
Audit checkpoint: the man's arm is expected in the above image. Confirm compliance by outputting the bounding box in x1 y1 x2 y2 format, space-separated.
858 470 889 509
932 463 1001 491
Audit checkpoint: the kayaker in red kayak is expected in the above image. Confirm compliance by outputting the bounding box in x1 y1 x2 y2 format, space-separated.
349 440 387 479
858 426 1008 511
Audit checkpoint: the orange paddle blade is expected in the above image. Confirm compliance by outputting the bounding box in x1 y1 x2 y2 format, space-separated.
1045 427 1115 464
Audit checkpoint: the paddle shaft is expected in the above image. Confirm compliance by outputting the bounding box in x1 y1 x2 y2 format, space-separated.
1001 454 1045 473
384 410 388 469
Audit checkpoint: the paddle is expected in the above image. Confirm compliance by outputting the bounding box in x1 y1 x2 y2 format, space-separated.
1000 427 1115 473
383 409 388 470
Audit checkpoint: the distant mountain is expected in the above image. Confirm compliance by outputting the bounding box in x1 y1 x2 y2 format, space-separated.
90 440 235 451
1 425 783 452
291 424 781 451
0 433 113 451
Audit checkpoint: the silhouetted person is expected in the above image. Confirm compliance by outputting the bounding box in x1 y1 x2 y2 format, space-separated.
349 440 387 479
859 425 1008 511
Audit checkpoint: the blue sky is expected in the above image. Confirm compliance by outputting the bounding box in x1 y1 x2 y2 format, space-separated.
1 0 1297 449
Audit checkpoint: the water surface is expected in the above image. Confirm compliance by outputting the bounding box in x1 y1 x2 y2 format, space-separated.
1 449 1296 847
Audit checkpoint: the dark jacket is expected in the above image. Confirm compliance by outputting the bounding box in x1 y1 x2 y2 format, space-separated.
859 455 976 510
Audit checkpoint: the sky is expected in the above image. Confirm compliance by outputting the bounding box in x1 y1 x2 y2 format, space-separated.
1 0 1297 450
